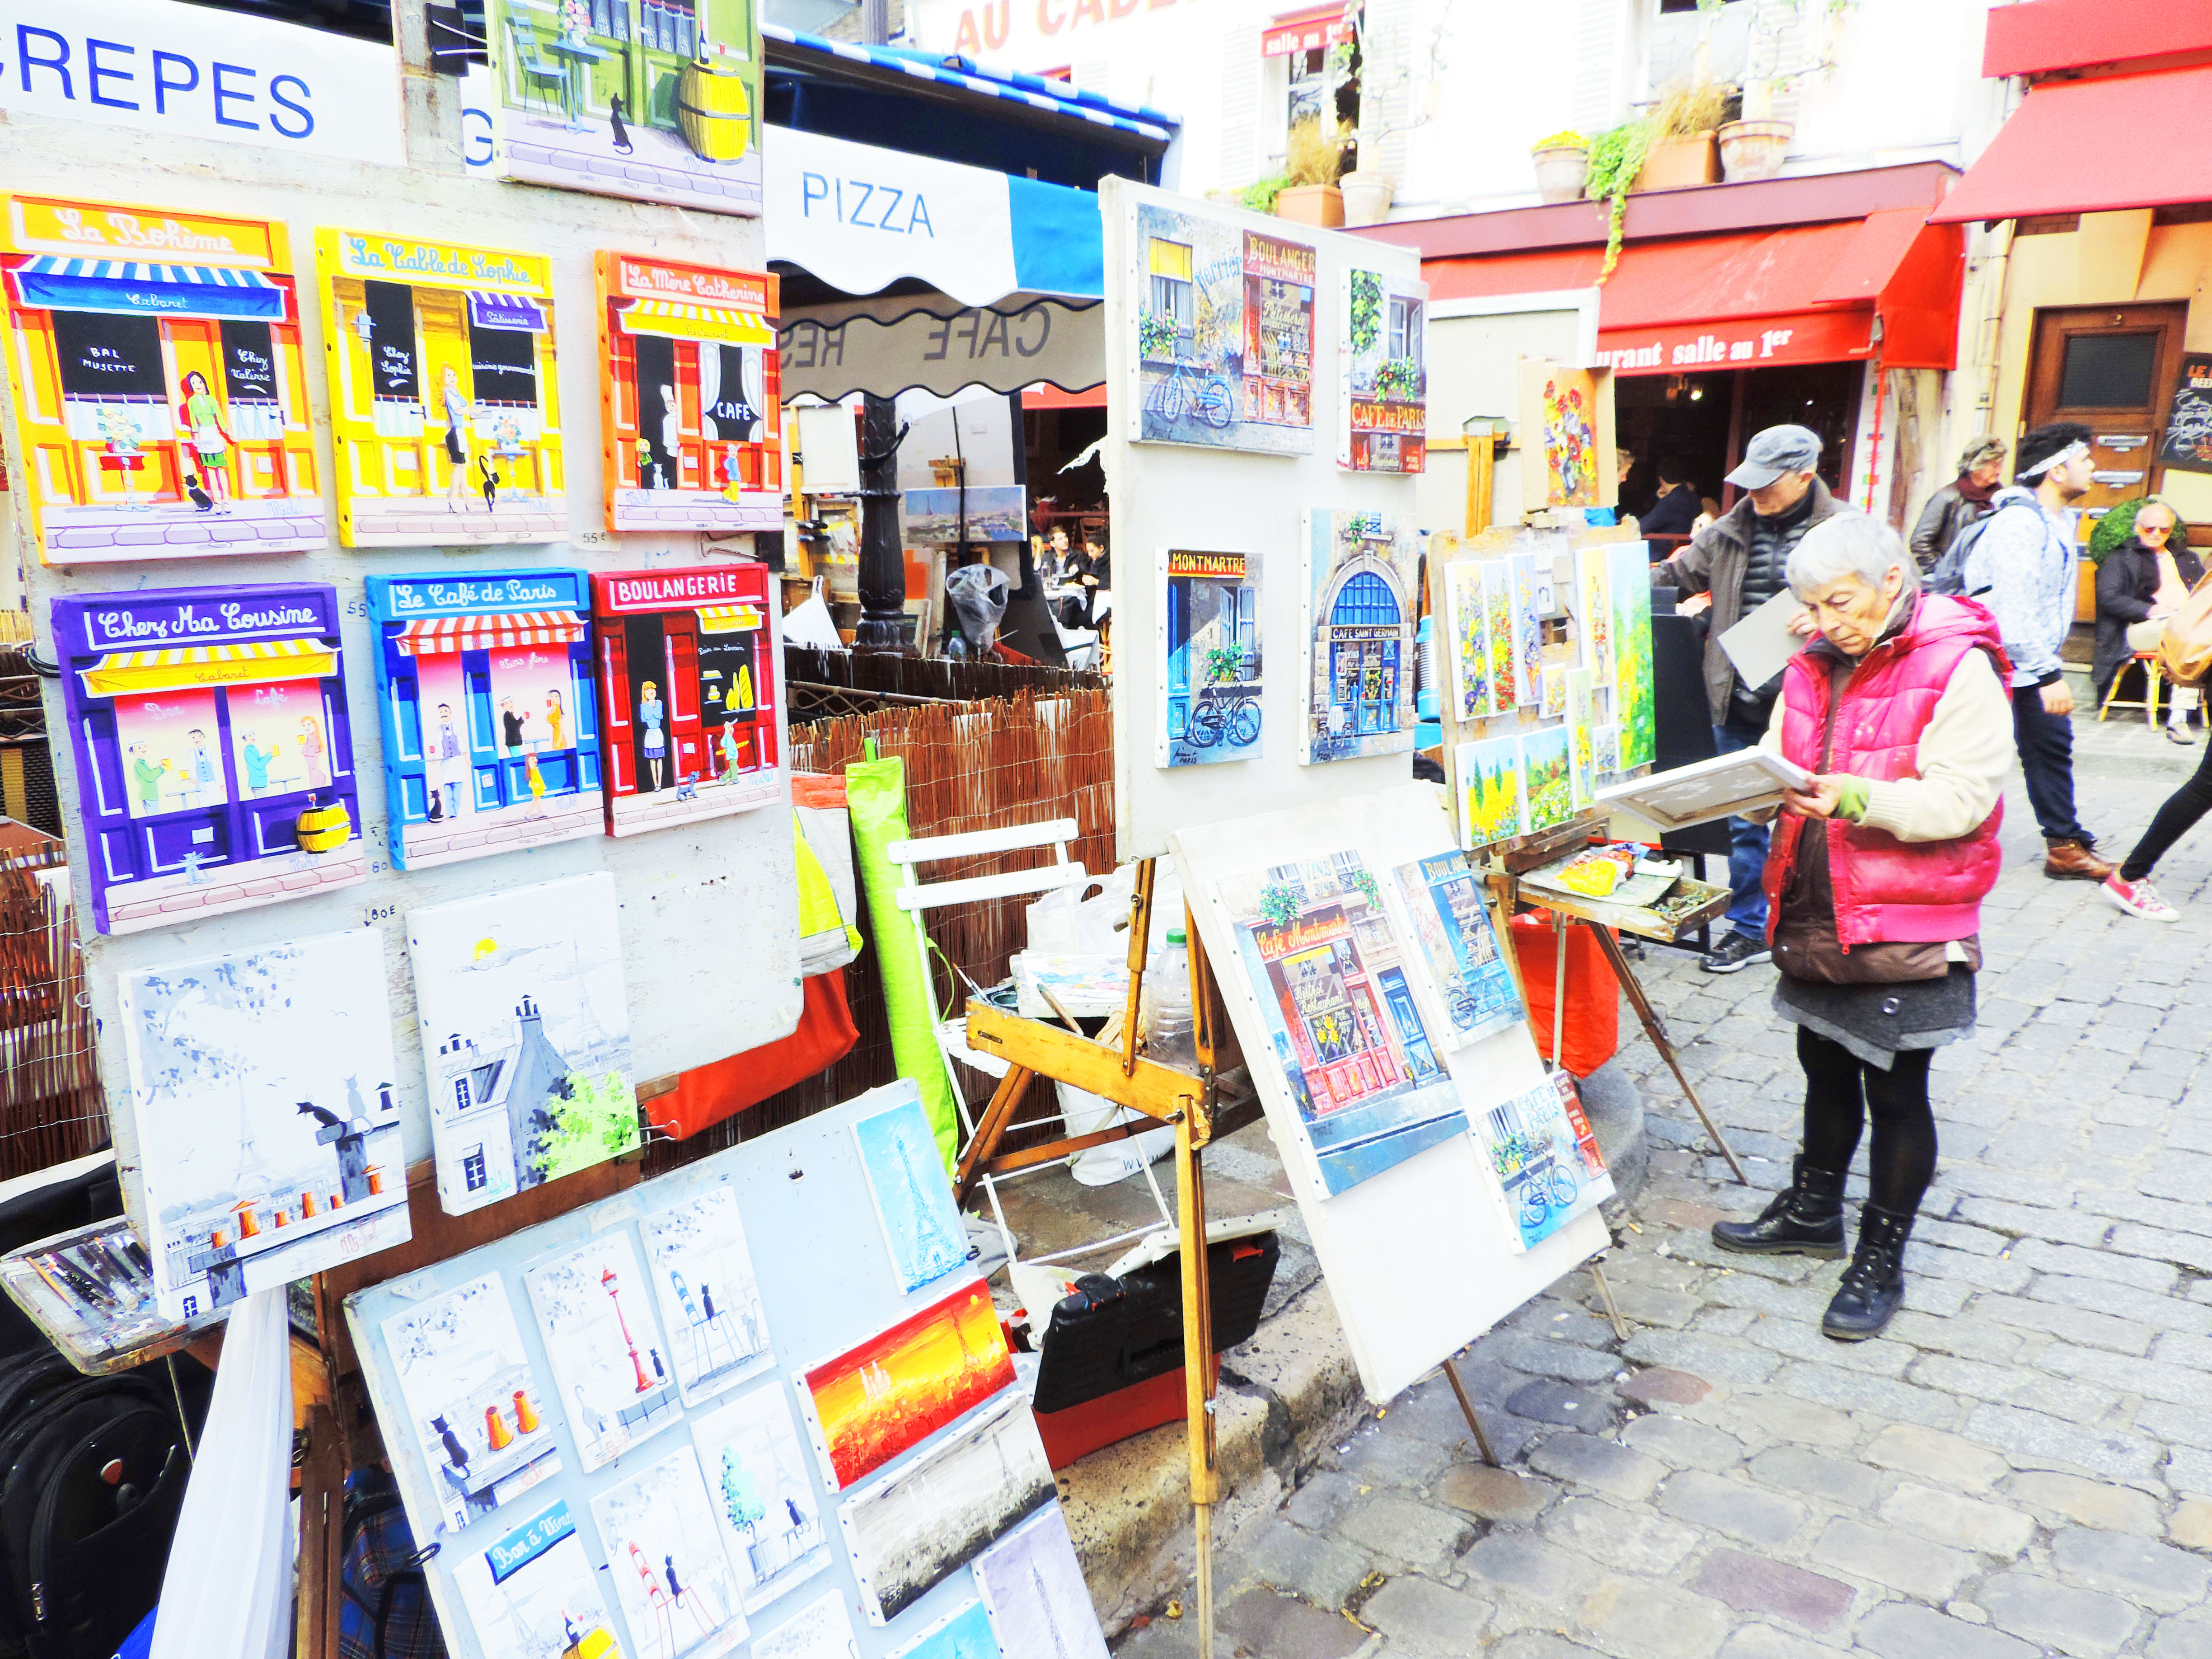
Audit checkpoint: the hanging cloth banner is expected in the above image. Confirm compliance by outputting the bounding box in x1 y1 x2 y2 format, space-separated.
778 298 1103 403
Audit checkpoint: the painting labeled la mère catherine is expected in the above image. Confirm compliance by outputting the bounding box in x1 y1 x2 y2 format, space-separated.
407 872 639 1215
1338 266 1427 474
1215 852 1467 1198
596 254 781 533
0 193 327 564
1301 510 1420 764
365 570 603 871
52 583 366 937
317 228 566 547
1157 548 1262 768
121 930 412 1322
1134 200 1314 454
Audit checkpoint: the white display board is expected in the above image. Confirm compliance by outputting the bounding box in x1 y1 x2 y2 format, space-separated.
1101 177 1427 862
1172 782 1607 1403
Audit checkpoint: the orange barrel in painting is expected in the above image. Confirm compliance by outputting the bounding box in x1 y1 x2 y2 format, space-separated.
676 56 752 163
294 796 353 854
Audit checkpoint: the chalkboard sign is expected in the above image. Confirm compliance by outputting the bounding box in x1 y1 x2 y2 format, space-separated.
363 280 421 402
220 320 279 403
51 310 165 400
2162 353 2212 475
704 343 760 441
468 318 539 407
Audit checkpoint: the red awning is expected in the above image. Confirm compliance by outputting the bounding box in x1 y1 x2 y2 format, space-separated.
1931 67 2212 224
1262 3 1350 56
1427 216 1964 374
396 613 586 656
1022 381 1106 409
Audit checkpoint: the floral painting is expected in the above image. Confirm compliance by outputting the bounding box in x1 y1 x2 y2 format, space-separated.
1443 562 1493 722
1457 735 1527 850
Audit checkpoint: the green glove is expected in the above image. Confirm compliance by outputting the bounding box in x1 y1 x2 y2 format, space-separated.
1833 776 1873 823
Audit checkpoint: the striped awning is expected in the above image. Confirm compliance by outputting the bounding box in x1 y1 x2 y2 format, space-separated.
620 298 775 348
468 291 549 333
696 603 764 634
81 638 337 698
394 613 586 656
9 258 287 322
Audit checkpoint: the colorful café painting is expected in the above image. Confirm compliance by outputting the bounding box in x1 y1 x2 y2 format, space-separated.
1471 1075 1614 1251
1134 200 1314 454
1338 266 1427 474
1215 851 1467 1198
317 228 566 547
1301 510 1420 764
589 1448 750 1659
120 930 411 1322
1608 539 1657 770
590 566 781 835
524 1229 681 1472
1390 852 1524 1050
852 1096 970 1298
689 1385 831 1614
797 1279 1015 1491
1158 548 1262 768
596 254 781 532
484 0 763 218
0 193 327 564
406 874 639 1216
1457 733 1527 849
365 571 602 870
451 1498 623 1659
50 583 366 936
1442 562 1493 722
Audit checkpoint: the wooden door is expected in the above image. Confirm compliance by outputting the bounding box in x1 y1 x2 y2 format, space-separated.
2025 303 2189 514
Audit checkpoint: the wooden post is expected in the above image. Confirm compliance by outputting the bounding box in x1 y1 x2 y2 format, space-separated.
1465 432 1495 537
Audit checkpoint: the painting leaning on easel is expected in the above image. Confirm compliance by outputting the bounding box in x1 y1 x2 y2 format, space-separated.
450 1497 620 1659
1471 1076 1614 1251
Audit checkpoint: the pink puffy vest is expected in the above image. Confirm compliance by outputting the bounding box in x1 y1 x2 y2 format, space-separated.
1762 593 2011 950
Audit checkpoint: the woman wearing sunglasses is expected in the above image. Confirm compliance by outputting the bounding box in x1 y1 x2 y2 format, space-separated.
2094 497 2201 745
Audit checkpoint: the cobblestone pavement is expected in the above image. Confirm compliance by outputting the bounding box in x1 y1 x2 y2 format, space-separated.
1117 714 2212 1659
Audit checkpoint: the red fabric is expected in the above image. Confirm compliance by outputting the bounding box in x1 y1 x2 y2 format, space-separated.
1509 914 1620 1077
649 969 859 1140
1931 67 2212 224
1763 594 2009 950
1982 0 2212 77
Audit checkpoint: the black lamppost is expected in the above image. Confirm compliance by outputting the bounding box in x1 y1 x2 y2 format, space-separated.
854 394 909 652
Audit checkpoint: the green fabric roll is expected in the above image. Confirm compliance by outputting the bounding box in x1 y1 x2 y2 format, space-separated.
845 742 961 1172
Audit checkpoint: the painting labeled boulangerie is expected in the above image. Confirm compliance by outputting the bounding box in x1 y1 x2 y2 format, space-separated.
1391 853 1524 1049
1302 510 1421 764
122 930 410 1322
1158 548 1263 768
836 1391 1055 1625
973 1507 1109 1659
798 1279 1015 1490
852 1098 969 1298
525 1230 680 1472
451 1498 622 1659
691 1386 831 1614
639 1181 773 1406
1214 852 1466 1197
589 1448 748 1659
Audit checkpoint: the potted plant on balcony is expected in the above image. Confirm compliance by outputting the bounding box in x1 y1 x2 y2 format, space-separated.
1530 130 1589 204
1713 0 1846 180
1636 82 1728 190
1275 116 1348 227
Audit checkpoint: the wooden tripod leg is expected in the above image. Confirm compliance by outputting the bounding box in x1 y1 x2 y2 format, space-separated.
1588 925 1748 1185
953 1064 1035 1209
1176 1112 1219 1659
1589 1261 1631 1342
1443 1357 1498 1468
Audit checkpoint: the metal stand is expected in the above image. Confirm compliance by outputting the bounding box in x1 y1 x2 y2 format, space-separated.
1584 923 1748 1185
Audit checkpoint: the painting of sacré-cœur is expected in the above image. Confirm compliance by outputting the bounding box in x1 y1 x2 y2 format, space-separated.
407 872 638 1215
638 1180 774 1406
525 1229 681 1472
121 929 411 1322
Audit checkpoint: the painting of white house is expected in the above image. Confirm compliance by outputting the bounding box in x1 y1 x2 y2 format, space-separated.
588 1448 748 1659
690 1386 831 1613
639 1181 773 1406
450 1498 622 1659
851 1098 968 1298
407 872 639 1216
383 1271 562 1535
524 1230 681 1472
120 930 411 1322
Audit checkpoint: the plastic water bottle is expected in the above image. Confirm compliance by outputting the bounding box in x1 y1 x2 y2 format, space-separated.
1142 927 1200 1072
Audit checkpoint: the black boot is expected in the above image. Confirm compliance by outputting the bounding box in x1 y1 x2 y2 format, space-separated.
1711 1157 1846 1257
1823 1205 1912 1341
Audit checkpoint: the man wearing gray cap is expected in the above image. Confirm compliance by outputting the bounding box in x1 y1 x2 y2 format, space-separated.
1653 424 1856 973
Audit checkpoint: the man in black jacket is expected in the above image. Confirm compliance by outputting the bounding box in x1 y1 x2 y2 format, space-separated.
1640 457 1704 537
1652 425 1859 973
1908 437 2006 572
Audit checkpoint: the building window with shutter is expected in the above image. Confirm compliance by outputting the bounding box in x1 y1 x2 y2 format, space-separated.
463 1146 488 1190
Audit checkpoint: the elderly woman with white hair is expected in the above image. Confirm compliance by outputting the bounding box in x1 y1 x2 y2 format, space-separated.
1709 514 2014 1340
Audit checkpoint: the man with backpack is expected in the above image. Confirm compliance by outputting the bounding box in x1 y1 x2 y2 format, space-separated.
1956 422 2111 881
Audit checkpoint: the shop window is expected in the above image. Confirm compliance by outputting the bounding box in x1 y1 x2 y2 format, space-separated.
114 691 226 821
589 0 633 36
1387 295 1420 366
638 0 696 53
2057 333 2160 410
219 320 287 441
1148 239 1195 359
454 1076 473 1113
469 319 540 412
362 279 422 408
229 680 331 795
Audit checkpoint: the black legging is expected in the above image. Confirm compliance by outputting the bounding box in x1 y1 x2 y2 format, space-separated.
1797 1028 1937 1217
2120 737 2212 881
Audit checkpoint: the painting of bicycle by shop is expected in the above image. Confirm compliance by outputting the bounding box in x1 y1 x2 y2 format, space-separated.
1158 548 1263 767
1475 1079 1614 1251
1134 202 1315 455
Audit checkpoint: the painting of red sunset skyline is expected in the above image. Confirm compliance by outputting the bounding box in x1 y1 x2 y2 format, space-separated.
801 1280 1013 1490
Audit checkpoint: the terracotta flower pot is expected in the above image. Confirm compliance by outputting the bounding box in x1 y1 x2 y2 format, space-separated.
1531 145 1591 205
1275 184 1345 228
1636 131 1720 192
1718 119 1793 183
1340 169 1396 226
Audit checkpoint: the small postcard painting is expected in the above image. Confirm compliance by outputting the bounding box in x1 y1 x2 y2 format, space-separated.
1482 562 1518 712
451 1498 624 1659
889 1600 998 1659
691 1386 832 1613
750 1589 862 1659
1457 735 1527 850
852 1098 970 1297
1302 510 1421 764
1443 562 1493 722
1577 548 1613 689
1523 726 1575 834
639 1181 774 1406
1565 668 1596 808
974 1507 1110 1659
1472 1077 1615 1251
524 1230 681 1472
1391 853 1524 1049
1540 664 1567 720
1158 548 1262 767
589 1448 749 1659
1511 554 1542 707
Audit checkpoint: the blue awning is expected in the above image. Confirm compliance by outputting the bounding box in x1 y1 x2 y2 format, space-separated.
467 291 548 333
8 258 286 322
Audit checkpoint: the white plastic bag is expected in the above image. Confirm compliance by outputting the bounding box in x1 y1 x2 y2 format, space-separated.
784 576 845 652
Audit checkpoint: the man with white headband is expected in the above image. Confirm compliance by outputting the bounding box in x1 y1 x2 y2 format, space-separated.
1961 421 2110 881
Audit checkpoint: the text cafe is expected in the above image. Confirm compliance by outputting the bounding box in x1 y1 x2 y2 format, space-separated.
0 193 326 564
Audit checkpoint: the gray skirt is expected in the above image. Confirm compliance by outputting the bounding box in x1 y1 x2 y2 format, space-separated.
1772 965 1976 1070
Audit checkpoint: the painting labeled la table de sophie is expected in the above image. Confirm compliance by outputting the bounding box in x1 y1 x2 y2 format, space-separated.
121 930 411 1322
1339 266 1427 474
1302 510 1420 764
691 1387 831 1614
408 873 639 1215
384 1271 561 1535
1474 1077 1614 1251
0 193 327 565
590 1448 749 1659
452 1498 623 1659
1133 200 1314 455
1215 852 1467 1198
638 1181 773 1405
1158 548 1262 768
525 1229 680 1472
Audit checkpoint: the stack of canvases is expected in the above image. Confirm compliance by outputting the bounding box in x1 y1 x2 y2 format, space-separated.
350 1085 1113 1659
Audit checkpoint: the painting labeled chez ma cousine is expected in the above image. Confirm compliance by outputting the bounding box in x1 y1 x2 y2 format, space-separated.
1158 548 1263 768
366 571 602 871
318 228 566 547
591 566 781 835
597 255 781 533
0 193 328 564
1338 266 1426 474
406 873 638 1216
1302 510 1420 764
1215 852 1468 1198
51 584 365 936
121 930 411 1322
